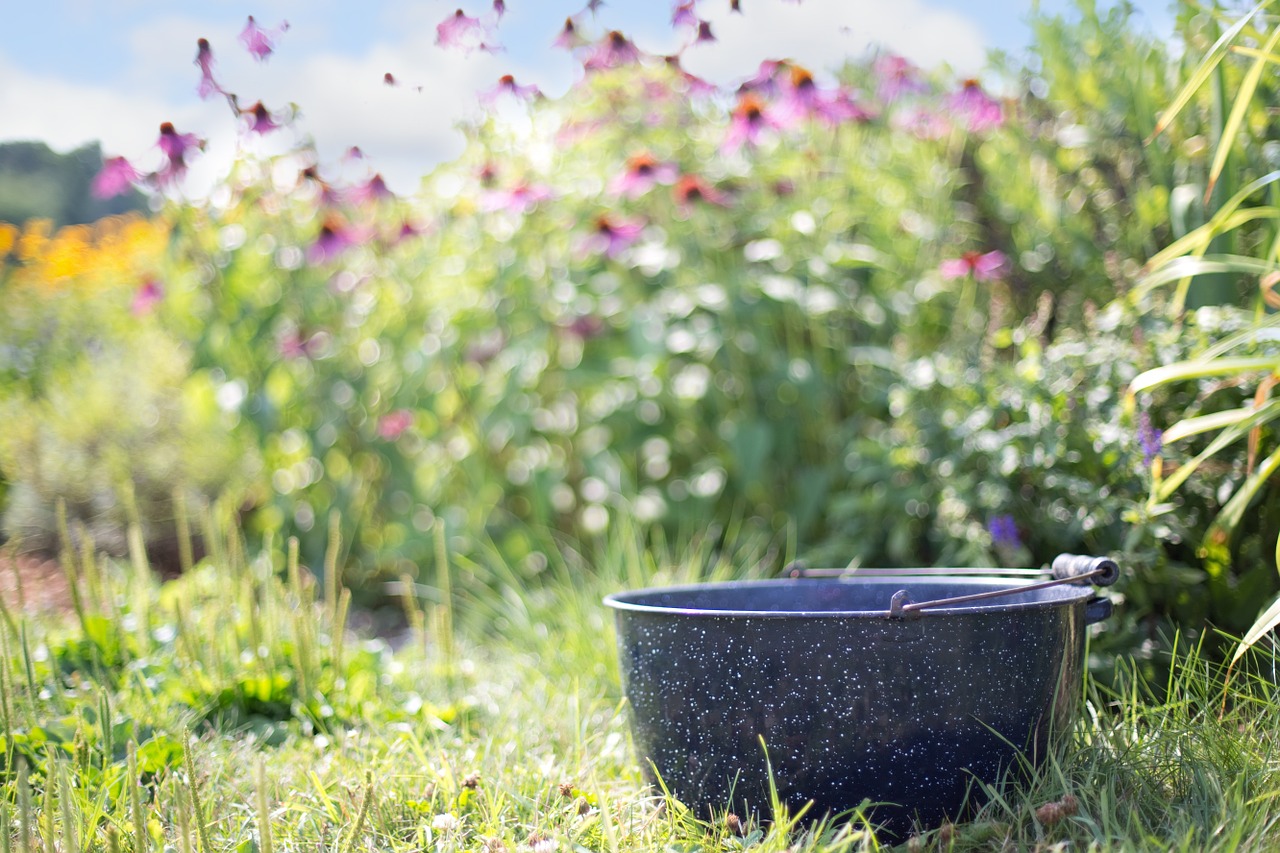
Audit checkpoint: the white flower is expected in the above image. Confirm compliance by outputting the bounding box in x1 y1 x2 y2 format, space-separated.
432 813 460 832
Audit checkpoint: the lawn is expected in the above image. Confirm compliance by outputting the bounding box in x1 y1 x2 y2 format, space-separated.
6 1 1280 849
2 518 1279 852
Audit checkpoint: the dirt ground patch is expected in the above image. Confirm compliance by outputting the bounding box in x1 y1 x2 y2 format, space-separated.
0 546 74 618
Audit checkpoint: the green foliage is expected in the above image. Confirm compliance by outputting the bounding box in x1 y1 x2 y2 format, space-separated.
0 141 146 227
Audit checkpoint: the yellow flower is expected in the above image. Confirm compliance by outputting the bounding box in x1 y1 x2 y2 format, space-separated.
5 214 170 294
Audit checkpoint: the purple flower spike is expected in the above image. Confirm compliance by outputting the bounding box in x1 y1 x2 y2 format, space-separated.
194 38 224 100
947 79 1004 133
92 156 140 199
239 16 287 62
987 514 1022 549
583 30 642 71
1138 413 1163 466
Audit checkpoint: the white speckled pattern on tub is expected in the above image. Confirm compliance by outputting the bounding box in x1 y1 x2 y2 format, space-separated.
604 577 1100 835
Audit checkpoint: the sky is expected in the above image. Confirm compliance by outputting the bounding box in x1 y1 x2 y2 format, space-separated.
0 0 1174 195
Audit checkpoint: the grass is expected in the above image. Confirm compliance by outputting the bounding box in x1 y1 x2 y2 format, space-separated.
1 516 1279 852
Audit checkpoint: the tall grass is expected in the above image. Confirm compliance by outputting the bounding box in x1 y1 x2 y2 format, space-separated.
0 517 1278 850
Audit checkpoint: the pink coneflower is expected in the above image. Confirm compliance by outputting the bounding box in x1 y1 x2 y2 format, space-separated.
722 93 782 152
493 0 506 17
582 214 644 258
307 214 371 264
480 74 542 106
563 314 606 339
383 72 399 86
131 279 163 316
694 21 715 44
947 79 1003 133
299 165 345 206
347 173 394 206
737 59 786 96
91 156 140 199
553 17 586 50
873 54 927 103
671 1 698 28
663 54 717 96
773 64 844 126
377 410 415 440
939 250 1009 282
194 38 223 100
673 174 731 212
436 8 496 53
608 152 678 198
480 182 554 214
156 122 204 186
583 30 642 71
241 101 280 134
240 16 288 62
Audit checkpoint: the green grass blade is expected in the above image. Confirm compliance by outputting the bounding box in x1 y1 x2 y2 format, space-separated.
1148 0 1266 141
1229 591 1280 666
1206 25 1280 202
1147 204 1280 271
1161 403 1275 444
1131 356 1280 392
1208 442 1280 539
1133 254 1280 301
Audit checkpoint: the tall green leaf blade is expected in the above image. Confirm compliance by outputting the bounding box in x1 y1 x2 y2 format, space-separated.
1131 356 1280 392
1206 25 1280 201
1210 443 1280 539
1148 0 1267 140
1230 591 1280 665
1133 254 1280 301
1162 406 1266 444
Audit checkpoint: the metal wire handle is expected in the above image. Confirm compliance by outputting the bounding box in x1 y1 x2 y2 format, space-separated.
787 554 1120 619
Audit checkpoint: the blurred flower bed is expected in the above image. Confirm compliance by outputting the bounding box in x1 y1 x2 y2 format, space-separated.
3 1 1280 668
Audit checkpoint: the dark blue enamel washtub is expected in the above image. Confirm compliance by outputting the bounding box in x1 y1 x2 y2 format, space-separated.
604 556 1116 835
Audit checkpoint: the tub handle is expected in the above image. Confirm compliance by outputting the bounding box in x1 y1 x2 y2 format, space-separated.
1051 554 1120 587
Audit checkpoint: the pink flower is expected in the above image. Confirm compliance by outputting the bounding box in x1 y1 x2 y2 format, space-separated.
694 21 715 44
91 156 139 199
939 250 1009 282
737 59 786 97
493 0 506 17
278 329 326 360
582 214 644 258
308 215 372 264
347 174 395 206
773 64 840 126
436 9 497 54
480 74 542 106
156 122 204 186
239 16 288 62
722 93 782 152
553 17 586 50
671 1 698 28
947 79 1003 133
583 31 642 71
131 279 163 316
673 174 731 212
563 314 606 339
241 101 281 134
608 152 678 198
663 54 717 97
480 182 554 214
894 106 951 139
194 38 223 100
873 54 927 103
377 410 414 440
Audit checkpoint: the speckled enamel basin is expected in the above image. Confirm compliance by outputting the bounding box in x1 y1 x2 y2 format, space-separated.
604 576 1109 834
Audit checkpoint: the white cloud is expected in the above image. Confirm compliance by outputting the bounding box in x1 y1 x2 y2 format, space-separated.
678 0 989 85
